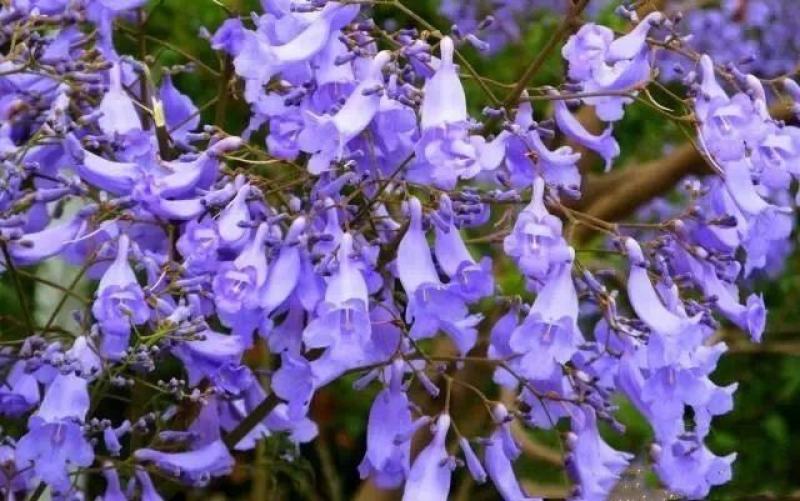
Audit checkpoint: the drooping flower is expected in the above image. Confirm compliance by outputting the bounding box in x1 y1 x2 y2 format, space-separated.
508 249 582 380
484 405 538 501
565 407 632 500
402 414 454 501
433 195 493 301
503 177 571 285
408 37 503 189
359 360 414 488
397 197 482 355
92 235 150 359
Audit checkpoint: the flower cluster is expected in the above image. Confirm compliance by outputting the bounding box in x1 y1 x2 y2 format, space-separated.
0 1 797 500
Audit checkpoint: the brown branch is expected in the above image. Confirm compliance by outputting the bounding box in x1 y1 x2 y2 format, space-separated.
503 0 591 108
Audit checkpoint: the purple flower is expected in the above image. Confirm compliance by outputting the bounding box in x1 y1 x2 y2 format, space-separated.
136 439 234 487
98 63 141 137
484 405 537 501
172 329 249 392
305 232 385 384
16 422 94 493
409 37 503 189
565 407 632 500
397 197 482 355
652 438 735 500
503 177 571 285
92 235 150 359
433 195 493 301
508 250 582 380
0 361 40 416
358 361 414 488
551 94 620 171
402 414 454 501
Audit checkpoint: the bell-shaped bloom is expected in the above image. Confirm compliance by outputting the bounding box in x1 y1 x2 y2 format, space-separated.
33 373 90 426
261 216 306 314
402 414 453 501
215 184 253 251
562 24 613 82
500 96 581 191
0 361 40 416
359 360 414 488
397 198 482 355
177 217 221 273
66 134 140 195
433 195 493 301
410 37 503 189
551 95 619 171
682 251 766 342
92 235 150 359
458 437 486 484
488 304 522 387
154 137 242 199
135 439 234 487
503 177 571 284
65 335 102 379
134 465 164 501
234 3 359 84
159 74 200 145
421 37 467 131
299 51 392 174
15 421 94 493
625 238 706 366
508 250 582 380
484 405 536 501
101 463 126 501
98 63 141 137
721 158 793 273
699 93 765 163
565 407 632 501
4 209 87 267
304 233 374 383
562 14 663 121
213 222 271 344
172 329 249 392
652 438 735 500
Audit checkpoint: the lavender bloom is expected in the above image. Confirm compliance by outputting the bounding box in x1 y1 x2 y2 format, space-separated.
433 195 493 301
92 235 149 359
397 197 482 355
565 407 632 500
98 63 140 137
359 361 414 488
101 463 126 501
409 37 503 189
304 233 373 383
299 51 392 174
171 329 249 392
563 13 663 121
0 361 40 416
484 405 538 501
233 3 359 85
652 438 735 500
402 415 453 501
4 211 87 267
212 222 271 345
503 177 571 285
159 74 200 145
551 95 620 171
500 96 581 191
15 421 94 493
135 440 234 486
508 249 582 380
